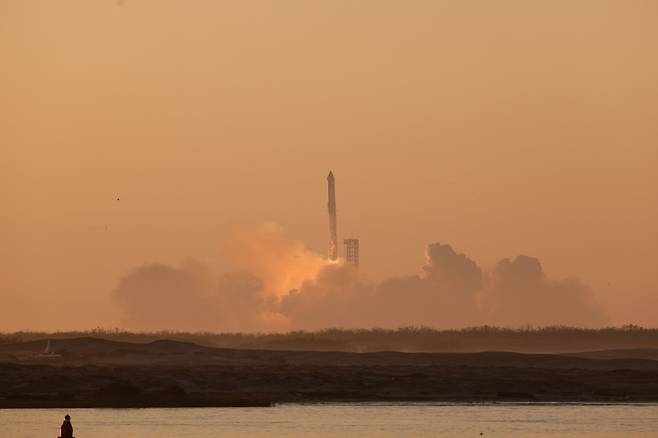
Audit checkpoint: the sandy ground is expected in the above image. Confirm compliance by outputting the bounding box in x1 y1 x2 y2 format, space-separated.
1 338 657 407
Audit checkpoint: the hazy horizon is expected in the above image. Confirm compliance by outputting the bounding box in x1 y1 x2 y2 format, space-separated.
2 1 657 331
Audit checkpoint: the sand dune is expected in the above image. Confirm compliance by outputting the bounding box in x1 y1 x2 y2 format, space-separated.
2 337 657 407
2 337 658 370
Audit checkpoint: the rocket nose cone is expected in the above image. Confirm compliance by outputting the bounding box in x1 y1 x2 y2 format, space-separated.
328 171 334 179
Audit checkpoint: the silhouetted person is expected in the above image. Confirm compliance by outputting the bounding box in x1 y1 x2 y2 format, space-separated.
58 414 74 438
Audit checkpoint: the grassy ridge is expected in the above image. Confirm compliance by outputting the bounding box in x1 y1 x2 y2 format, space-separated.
1 325 657 353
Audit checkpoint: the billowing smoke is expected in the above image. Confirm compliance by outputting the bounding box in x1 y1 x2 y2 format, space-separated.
115 260 218 331
280 264 375 330
373 244 484 328
480 256 607 327
113 226 608 331
278 244 485 329
114 259 264 331
226 223 327 299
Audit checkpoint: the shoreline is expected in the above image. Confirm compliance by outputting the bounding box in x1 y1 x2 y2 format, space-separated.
2 380 658 409
3 400 658 410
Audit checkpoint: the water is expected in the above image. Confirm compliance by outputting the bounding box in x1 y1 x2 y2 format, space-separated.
2 403 658 438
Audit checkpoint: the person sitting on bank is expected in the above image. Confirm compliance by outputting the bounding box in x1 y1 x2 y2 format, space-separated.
58 414 74 438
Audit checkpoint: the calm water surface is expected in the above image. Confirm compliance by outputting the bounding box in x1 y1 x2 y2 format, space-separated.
2 403 658 438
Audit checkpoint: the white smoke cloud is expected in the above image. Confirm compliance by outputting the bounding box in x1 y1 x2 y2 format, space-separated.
113 227 608 331
480 256 607 327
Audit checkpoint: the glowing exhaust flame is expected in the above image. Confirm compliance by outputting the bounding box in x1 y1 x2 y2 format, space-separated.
228 223 328 300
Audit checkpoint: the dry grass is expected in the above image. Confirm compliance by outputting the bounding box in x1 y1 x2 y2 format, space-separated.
1 325 656 353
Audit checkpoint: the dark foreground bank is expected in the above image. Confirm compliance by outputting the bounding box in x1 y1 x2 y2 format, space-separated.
1 338 658 408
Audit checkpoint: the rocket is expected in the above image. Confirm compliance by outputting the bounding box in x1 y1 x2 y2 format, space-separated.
327 171 338 261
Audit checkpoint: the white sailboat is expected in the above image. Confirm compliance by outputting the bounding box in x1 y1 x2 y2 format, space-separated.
35 339 61 358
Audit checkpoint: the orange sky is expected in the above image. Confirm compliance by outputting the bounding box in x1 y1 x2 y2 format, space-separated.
1 1 657 331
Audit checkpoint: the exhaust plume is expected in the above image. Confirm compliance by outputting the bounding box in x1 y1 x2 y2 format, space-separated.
114 226 608 331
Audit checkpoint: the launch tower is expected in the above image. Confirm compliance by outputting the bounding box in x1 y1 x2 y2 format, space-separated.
344 238 359 266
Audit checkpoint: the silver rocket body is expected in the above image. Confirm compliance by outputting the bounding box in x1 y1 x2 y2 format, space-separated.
327 171 338 261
